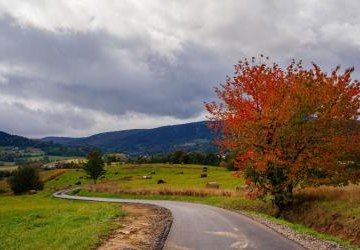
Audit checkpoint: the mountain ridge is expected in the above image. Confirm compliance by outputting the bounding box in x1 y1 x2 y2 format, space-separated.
41 121 216 154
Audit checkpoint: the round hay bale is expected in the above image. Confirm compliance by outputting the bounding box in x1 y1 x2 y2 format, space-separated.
200 172 207 178
28 190 37 195
157 179 166 184
206 182 219 189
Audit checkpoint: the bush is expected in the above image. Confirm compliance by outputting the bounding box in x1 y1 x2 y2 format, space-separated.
8 166 44 194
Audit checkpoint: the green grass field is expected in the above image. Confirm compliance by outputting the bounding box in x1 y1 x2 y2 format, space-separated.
43 163 244 197
104 163 243 189
47 155 85 162
0 166 125 250
0 192 124 250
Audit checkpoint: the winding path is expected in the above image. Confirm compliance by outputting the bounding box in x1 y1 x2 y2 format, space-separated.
53 190 303 250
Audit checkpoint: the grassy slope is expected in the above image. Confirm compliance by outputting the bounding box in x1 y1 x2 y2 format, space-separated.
283 186 360 246
0 170 125 250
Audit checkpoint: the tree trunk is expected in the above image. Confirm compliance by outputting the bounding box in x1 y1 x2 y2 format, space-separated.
274 184 294 217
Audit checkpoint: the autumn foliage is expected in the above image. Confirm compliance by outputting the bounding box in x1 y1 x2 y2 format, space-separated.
205 56 360 211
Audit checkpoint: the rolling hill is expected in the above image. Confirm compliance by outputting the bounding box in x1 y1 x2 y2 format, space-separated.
0 131 42 148
0 131 90 156
41 121 216 154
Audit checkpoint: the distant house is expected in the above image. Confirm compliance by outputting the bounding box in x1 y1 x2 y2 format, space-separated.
41 164 56 170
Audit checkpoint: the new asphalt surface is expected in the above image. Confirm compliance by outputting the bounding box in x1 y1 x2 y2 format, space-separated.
53 190 303 250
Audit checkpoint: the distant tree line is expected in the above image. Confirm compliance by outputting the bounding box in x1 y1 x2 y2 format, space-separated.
132 151 221 166
40 143 92 157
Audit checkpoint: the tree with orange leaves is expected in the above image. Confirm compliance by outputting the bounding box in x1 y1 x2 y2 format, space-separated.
205 56 360 212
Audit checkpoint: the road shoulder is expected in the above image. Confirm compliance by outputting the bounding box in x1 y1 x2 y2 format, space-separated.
98 203 172 250
234 210 346 250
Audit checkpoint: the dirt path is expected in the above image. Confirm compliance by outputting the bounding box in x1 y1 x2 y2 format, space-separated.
98 203 172 250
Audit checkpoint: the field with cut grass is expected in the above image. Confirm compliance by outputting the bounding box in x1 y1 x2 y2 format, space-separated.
0 164 18 171
86 163 243 196
105 163 242 188
43 163 244 198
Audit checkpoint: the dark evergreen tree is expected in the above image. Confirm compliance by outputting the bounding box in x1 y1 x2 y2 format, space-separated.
8 166 43 194
83 150 105 184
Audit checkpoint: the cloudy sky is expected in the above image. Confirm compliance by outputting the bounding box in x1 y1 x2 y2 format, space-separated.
0 0 359 138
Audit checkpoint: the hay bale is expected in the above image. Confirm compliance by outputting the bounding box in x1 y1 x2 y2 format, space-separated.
28 190 37 195
206 182 219 189
200 172 207 178
157 179 166 184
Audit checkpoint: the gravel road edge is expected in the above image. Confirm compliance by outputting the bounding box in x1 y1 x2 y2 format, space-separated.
233 210 347 250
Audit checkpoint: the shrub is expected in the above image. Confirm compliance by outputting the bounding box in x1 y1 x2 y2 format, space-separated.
8 166 44 194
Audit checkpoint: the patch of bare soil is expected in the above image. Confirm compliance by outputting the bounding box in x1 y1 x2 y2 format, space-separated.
98 203 172 250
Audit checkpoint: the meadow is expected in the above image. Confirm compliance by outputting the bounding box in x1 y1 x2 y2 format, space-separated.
1 163 359 249
0 168 125 250
97 163 242 188
0 193 124 250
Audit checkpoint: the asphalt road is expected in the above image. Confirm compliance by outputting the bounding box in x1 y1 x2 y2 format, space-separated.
53 190 303 250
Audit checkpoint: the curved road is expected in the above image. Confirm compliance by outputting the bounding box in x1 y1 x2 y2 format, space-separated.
53 190 303 250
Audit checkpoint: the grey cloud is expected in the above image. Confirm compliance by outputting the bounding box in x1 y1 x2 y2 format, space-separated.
0 1 360 137
0 101 94 137
0 15 225 119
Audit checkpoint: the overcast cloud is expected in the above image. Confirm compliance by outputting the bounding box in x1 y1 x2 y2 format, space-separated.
0 0 359 137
